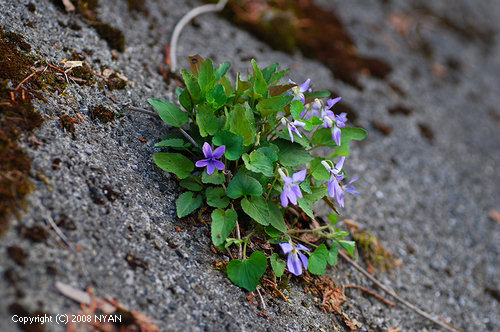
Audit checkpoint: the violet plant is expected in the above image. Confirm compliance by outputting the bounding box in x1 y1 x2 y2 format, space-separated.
149 56 366 291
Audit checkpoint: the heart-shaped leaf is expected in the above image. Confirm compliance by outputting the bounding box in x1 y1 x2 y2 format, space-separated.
227 251 267 291
308 244 328 275
153 152 194 179
270 253 286 278
147 99 189 128
213 130 244 161
241 196 270 226
227 172 262 199
206 187 230 208
176 191 202 218
211 208 237 247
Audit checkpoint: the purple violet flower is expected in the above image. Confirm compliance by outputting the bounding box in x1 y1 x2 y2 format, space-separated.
281 118 305 143
278 168 307 207
279 242 310 276
321 157 359 207
195 142 225 175
320 97 345 146
287 78 311 104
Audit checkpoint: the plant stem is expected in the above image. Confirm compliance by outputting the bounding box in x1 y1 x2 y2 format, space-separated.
286 225 330 234
170 0 228 71
179 128 199 148
242 239 248 259
290 235 317 248
265 174 278 200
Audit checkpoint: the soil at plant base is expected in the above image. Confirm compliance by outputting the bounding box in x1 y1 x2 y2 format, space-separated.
0 0 499 331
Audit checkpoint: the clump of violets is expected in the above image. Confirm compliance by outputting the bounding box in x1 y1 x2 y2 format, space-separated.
150 57 365 292
280 242 310 276
195 142 225 175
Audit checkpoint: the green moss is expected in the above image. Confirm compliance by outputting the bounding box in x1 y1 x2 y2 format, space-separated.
59 114 78 133
0 27 44 237
91 22 125 52
353 230 395 272
89 105 115 123
106 72 127 90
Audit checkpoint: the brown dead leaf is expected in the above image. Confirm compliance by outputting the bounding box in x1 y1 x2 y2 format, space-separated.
56 282 159 332
489 209 500 223
300 218 322 243
343 219 361 232
387 329 400 332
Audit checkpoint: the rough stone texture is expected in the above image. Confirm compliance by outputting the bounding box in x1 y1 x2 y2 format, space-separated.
0 0 499 331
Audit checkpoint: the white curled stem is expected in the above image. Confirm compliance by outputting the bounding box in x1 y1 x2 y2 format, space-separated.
170 0 228 72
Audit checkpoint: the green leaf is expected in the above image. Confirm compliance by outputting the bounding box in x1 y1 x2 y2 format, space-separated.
327 242 339 266
340 127 367 143
212 130 243 160
227 251 267 291
211 208 237 246
201 170 225 185
198 58 216 93
180 69 201 101
310 158 329 181
154 138 190 148
311 128 336 146
227 171 262 198
179 178 202 191
300 180 312 194
328 213 338 226
256 95 293 116
251 59 268 98
242 151 274 177
261 63 278 83
257 146 278 162
196 103 218 137
153 152 194 179
176 191 202 218
221 76 233 96
265 225 281 238
241 196 270 226
147 99 189 128
270 253 286 278
304 187 328 205
338 240 356 258
228 104 255 146
268 201 287 232
214 61 231 79
297 197 314 219
304 90 330 99
236 73 252 94
268 68 290 85
331 142 350 157
273 139 314 167
178 88 193 111
290 100 304 121
308 244 328 275
275 129 311 148
206 187 230 208
206 84 227 109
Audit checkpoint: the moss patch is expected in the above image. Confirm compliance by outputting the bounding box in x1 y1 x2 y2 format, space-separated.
0 27 44 237
220 0 392 89
89 104 115 123
51 0 126 52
